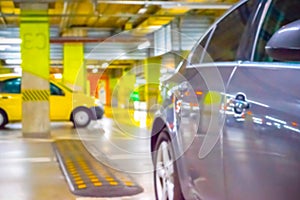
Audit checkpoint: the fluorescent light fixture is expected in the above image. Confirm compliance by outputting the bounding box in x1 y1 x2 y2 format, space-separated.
87 65 95 69
161 3 232 9
284 125 300 133
265 115 286 125
53 73 62 79
101 62 109 68
0 38 22 44
0 45 11 51
138 41 150 50
6 59 22 64
92 68 98 73
97 1 233 10
14 67 22 74
138 7 147 14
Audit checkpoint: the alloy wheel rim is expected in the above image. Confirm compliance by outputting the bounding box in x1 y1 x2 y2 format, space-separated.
156 141 175 200
74 111 89 125
0 114 3 125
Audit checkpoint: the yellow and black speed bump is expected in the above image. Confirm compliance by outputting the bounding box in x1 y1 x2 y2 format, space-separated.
53 140 143 197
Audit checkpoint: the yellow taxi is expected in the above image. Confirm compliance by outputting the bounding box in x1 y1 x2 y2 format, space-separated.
0 74 104 128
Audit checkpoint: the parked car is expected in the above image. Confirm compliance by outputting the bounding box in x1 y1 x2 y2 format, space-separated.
151 0 300 199
0 74 104 128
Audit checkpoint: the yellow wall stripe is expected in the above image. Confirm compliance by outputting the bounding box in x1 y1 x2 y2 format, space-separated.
22 89 50 102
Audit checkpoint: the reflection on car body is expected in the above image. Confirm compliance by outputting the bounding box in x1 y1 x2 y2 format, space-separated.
151 0 300 199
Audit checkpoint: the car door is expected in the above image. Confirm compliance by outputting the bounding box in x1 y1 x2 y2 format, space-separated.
49 83 70 120
224 1 300 199
176 64 234 200
0 78 22 121
224 62 300 200
174 1 260 199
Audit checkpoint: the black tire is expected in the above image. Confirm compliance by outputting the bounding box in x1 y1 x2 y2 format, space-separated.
0 109 8 129
153 131 184 200
71 107 91 128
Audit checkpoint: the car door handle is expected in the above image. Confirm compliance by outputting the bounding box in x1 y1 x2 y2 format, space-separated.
1 96 8 99
232 93 250 114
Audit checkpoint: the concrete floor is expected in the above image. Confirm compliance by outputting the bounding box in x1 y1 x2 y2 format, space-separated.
0 112 155 200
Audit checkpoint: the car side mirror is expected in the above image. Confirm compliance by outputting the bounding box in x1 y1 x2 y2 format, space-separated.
265 19 300 61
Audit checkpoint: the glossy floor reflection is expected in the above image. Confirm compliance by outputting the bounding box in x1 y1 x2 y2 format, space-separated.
0 110 155 200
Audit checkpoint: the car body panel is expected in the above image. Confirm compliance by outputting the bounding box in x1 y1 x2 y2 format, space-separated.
151 0 300 199
224 63 300 200
0 93 22 121
177 64 235 199
0 74 102 124
0 76 22 121
49 90 72 120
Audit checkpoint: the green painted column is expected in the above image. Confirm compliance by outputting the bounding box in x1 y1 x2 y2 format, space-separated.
63 43 86 93
20 3 50 137
144 56 161 111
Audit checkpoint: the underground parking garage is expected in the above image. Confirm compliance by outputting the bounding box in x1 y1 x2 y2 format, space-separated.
1 0 300 200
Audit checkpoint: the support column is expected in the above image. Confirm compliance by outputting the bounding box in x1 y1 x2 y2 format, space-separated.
144 56 161 111
20 3 50 137
63 31 86 93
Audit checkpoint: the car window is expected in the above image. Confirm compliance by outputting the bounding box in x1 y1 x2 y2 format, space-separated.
0 78 21 94
254 0 300 62
55 82 73 92
188 29 213 65
204 0 256 62
50 83 64 96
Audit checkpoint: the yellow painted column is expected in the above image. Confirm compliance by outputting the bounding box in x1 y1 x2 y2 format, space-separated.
20 3 50 137
63 43 86 93
144 56 161 111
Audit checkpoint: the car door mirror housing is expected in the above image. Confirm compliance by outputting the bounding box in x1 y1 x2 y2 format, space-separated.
265 19 300 61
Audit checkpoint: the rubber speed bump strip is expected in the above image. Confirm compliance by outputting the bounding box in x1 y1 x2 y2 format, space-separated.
53 140 143 197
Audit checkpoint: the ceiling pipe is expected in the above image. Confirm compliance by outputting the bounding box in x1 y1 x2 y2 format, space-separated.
1 13 194 18
50 37 147 43
59 1 80 36
59 1 69 34
0 12 7 28
96 1 233 10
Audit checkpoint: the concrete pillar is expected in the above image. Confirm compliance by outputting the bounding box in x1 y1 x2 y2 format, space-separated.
20 3 50 137
63 43 86 93
144 56 161 111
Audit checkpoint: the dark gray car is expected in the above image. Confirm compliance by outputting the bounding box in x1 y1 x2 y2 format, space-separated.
151 0 300 199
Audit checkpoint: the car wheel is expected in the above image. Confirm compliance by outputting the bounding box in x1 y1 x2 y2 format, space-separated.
0 110 8 129
72 107 91 128
153 131 184 200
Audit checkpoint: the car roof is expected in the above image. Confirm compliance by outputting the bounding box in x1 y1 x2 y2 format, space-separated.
0 73 21 81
